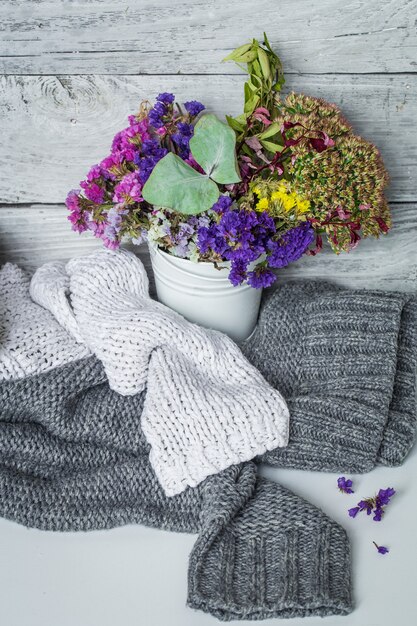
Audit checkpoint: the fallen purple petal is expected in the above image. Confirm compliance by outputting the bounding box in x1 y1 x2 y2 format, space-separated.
373 542 389 555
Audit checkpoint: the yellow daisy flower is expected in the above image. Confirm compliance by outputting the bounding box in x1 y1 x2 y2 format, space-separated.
256 197 269 211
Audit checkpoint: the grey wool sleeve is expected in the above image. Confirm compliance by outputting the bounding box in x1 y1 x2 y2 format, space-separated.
188 467 351 620
242 280 417 473
0 357 352 620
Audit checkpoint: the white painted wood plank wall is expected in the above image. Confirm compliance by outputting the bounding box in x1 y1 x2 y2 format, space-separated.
0 0 416 291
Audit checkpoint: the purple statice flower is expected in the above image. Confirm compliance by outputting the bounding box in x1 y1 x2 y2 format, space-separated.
184 100 205 117
373 542 389 555
373 507 383 522
198 223 228 257
131 230 148 246
348 487 396 522
134 139 168 184
358 499 374 516
148 106 165 129
211 195 233 214
107 205 128 231
198 205 276 286
148 93 175 129
172 122 194 159
165 221 196 258
113 172 143 204
376 488 396 506
338 477 354 494
373 488 396 522
157 92 175 105
267 222 314 269
349 499 373 518
348 506 360 519
247 265 276 289
86 218 105 238
229 259 248 287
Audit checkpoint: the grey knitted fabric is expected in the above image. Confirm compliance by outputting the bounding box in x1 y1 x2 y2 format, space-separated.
0 357 352 620
242 281 417 472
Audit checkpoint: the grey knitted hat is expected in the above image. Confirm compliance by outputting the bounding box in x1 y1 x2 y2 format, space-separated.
242 280 417 473
0 357 352 620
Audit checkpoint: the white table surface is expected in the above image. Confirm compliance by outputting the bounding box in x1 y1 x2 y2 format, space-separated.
1 444 416 626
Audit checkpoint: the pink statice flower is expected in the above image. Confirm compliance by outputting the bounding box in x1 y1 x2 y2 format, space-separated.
80 180 104 204
66 190 88 232
112 118 151 153
67 210 88 233
102 236 120 250
65 189 81 212
100 152 124 171
113 172 143 204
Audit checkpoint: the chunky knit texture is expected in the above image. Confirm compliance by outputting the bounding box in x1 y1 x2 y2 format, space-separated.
242 281 417 472
28 250 289 496
0 263 89 380
0 358 352 620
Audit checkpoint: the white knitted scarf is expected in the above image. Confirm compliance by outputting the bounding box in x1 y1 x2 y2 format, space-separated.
0 263 89 380
2 250 289 496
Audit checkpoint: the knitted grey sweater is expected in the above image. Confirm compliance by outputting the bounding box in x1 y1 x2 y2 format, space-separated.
242 281 417 472
0 357 351 621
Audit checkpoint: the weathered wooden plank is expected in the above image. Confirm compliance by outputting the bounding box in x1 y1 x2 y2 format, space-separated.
0 74 415 204
0 0 415 75
1 203 415 292
0 204 152 276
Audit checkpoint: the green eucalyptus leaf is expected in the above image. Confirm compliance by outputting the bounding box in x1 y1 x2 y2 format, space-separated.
260 139 284 153
259 122 282 139
244 94 259 114
190 114 241 184
226 115 245 132
222 43 252 62
257 48 271 79
244 82 252 105
142 153 219 215
252 58 262 76
235 50 258 63
263 32 273 52
234 113 248 125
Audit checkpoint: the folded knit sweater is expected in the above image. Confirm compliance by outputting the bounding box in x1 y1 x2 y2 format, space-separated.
242 281 417 473
1 253 290 496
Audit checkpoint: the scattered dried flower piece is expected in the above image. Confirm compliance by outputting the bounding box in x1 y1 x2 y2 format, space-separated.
337 476 354 494
348 487 395 522
373 541 389 555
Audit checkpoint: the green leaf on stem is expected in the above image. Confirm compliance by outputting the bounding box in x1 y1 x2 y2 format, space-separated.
260 139 284 153
189 114 241 184
142 153 220 215
142 114 240 215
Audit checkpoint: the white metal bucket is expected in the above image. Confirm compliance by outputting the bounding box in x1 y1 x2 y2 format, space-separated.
149 246 262 342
